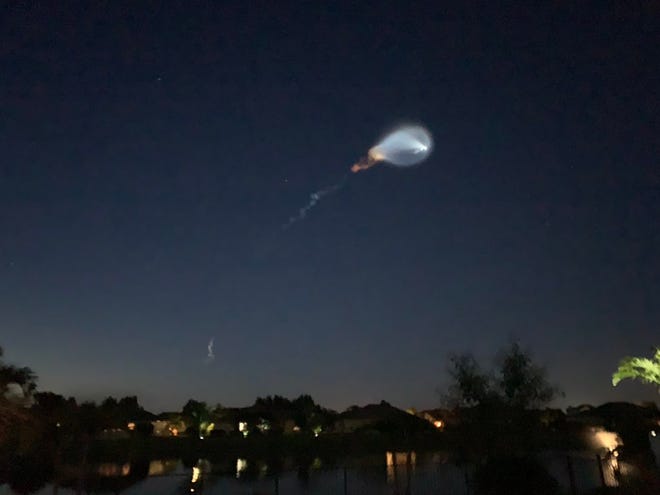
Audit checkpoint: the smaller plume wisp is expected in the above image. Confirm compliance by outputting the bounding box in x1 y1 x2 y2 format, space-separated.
204 337 215 365
282 176 347 229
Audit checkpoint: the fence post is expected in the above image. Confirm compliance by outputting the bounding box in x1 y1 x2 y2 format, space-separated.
343 466 348 495
274 474 279 495
566 455 577 495
406 452 413 495
596 453 606 487
464 468 470 495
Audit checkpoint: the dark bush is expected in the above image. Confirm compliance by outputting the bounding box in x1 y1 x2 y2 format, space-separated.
474 456 560 495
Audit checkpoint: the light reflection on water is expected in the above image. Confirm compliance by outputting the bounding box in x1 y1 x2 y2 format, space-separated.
0 451 623 495
235 458 247 478
97 462 131 477
385 451 416 484
147 459 179 476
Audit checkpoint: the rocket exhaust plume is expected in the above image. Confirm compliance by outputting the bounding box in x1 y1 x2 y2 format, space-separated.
283 123 431 228
352 125 432 173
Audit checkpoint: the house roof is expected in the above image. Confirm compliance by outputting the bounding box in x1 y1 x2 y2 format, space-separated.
591 402 659 420
339 402 410 421
156 412 184 421
419 408 451 418
567 402 660 428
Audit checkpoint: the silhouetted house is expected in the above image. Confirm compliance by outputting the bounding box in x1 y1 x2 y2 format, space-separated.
96 412 155 439
243 408 298 434
570 402 660 452
334 401 432 434
283 418 304 433
97 428 130 440
538 408 565 428
208 397 336 436
125 410 156 436
567 404 595 418
152 412 187 437
213 418 237 435
211 407 258 435
565 404 600 433
209 407 272 436
418 408 457 430
595 402 659 428
219 405 305 435
569 402 658 427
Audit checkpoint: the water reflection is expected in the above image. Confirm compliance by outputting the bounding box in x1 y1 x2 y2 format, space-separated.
0 450 652 494
189 466 201 492
97 462 130 477
187 459 211 493
148 459 179 476
385 451 416 486
235 457 248 478
386 452 395 483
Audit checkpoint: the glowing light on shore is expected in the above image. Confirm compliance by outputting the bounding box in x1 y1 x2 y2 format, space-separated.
593 429 622 452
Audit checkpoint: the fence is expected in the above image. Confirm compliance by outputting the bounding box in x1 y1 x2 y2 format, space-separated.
196 452 617 495
0 451 622 495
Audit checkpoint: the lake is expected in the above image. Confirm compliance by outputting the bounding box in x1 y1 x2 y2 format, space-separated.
0 450 620 494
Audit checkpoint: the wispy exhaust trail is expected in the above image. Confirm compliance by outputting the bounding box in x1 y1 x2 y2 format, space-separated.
282 176 347 229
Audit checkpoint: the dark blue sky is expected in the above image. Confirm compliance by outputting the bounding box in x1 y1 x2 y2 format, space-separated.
1 2 658 412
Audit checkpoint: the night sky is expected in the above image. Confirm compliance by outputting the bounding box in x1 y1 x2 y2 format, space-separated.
1 2 658 413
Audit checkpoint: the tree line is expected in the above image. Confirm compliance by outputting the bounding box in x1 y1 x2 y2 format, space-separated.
2 341 658 450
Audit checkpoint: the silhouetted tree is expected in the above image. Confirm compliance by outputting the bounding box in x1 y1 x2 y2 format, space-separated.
251 394 330 432
181 399 209 435
77 401 103 437
496 342 561 409
443 343 563 456
0 347 37 444
474 456 560 495
445 354 493 407
444 342 560 410
97 395 150 428
32 392 77 432
116 395 148 421
101 396 118 410
33 392 72 415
